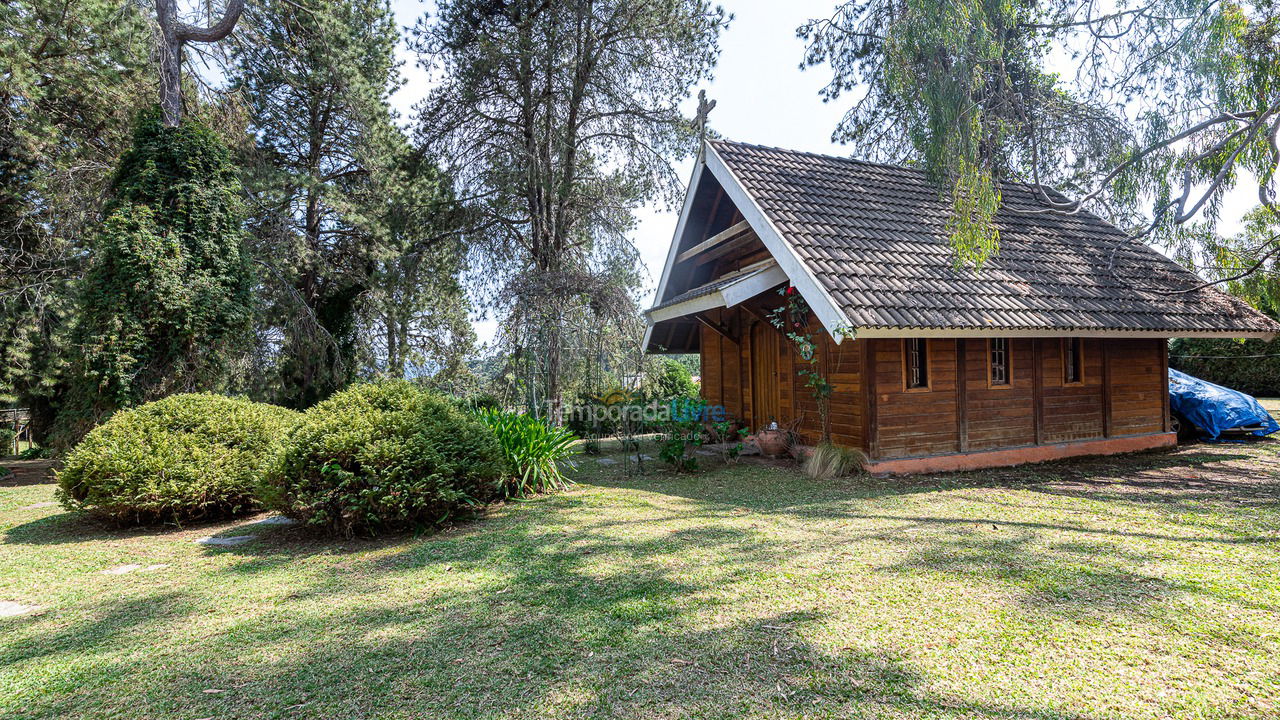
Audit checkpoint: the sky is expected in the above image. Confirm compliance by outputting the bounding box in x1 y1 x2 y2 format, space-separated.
385 0 1257 345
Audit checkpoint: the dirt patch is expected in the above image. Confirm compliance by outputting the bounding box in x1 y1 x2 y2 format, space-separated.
1 459 55 488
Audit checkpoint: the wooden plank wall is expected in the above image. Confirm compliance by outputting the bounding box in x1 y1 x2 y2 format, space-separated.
864 337 1168 460
1040 338 1106 443
698 307 866 447
870 338 961 458
1108 338 1167 436
962 338 1036 450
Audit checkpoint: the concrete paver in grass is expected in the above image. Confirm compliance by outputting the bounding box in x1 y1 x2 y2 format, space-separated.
195 536 255 547
0 601 39 618
101 564 143 575
251 516 298 526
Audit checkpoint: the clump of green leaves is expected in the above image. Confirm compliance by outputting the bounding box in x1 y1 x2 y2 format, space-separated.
16 446 49 460
264 382 507 537
476 409 578 497
659 398 708 472
56 394 300 525
56 113 254 447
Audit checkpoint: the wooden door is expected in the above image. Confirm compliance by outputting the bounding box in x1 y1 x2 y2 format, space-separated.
751 322 781 429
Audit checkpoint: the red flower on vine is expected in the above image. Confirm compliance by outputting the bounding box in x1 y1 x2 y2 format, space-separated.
785 286 797 296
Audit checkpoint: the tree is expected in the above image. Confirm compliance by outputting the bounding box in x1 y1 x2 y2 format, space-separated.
364 151 476 383
412 0 730 421
154 0 245 125
233 0 436 407
55 113 255 446
0 0 152 438
801 0 1280 277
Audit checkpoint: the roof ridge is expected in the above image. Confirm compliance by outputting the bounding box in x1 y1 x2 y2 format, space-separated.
707 137 1080 200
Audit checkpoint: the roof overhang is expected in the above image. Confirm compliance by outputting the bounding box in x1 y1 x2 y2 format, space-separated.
642 141 855 353
848 327 1277 340
645 260 788 324
703 143 853 342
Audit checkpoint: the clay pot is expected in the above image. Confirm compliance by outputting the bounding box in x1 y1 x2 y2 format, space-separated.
755 429 789 458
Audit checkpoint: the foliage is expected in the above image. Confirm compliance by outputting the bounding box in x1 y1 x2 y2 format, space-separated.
800 0 1280 276
651 357 699 401
800 0 1123 265
54 113 255 447
264 381 507 537
707 420 748 463
802 442 866 480
0 0 152 442
769 286 837 441
233 0 470 407
55 394 300 525
1170 337 1280 397
16 446 49 460
658 398 709 472
477 409 578 496
413 0 729 417
0 428 14 453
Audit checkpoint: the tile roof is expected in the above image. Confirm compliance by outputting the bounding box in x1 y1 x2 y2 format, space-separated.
647 260 775 313
708 139 1280 336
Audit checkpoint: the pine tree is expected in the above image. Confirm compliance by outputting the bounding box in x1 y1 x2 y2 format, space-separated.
233 0 459 407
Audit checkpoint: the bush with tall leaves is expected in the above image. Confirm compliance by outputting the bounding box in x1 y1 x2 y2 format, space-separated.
477 409 578 497
55 113 254 447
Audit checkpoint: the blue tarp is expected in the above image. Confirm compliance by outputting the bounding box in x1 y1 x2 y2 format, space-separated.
1168 368 1280 440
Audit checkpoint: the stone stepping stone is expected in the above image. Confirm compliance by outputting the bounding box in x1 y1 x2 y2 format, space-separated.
0 601 39 618
630 454 655 462
694 449 718 456
101 564 143 575
251 516 298 526
595 458 618 466
23 502 57 510
195 535 254 547
141 564 169 572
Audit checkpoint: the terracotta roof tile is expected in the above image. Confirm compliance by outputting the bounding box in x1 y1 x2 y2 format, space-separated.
709 139 1280 335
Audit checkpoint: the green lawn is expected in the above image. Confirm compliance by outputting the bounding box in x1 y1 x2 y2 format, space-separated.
2 441 1279 719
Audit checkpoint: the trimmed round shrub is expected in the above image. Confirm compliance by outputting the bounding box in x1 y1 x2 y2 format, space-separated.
56 394 301 525
264 382 508 537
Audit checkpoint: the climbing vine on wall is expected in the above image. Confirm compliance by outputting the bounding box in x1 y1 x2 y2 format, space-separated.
768 286 836 443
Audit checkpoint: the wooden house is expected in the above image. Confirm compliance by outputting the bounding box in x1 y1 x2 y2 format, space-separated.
644 141 1280 473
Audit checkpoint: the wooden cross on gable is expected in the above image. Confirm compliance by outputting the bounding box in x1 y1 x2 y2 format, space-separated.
695 89 716 161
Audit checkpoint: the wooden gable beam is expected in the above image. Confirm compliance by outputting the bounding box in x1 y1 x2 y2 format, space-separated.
695 313 738 344
675 219 752 264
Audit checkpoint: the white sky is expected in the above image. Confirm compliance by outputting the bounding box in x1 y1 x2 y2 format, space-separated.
386 0 1257 345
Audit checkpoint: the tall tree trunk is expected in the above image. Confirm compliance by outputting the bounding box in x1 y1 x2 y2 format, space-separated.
154 0 245 126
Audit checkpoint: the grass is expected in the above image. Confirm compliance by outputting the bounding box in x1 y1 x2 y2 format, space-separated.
2 440 1279 719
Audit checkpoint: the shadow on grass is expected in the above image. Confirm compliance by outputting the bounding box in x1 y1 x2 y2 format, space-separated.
10 525 1108 720
0 592 194 667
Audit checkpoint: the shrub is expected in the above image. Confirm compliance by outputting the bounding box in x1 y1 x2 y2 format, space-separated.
802 443 866 480
0 427 14 454
650 357 698 401
265 382 508 537
477 409 577 496
56 394 300 525
16 446 49 460
1170 338 1280 397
